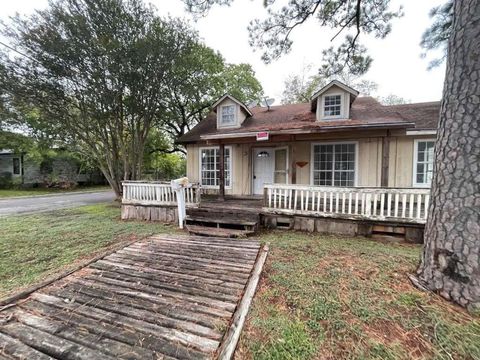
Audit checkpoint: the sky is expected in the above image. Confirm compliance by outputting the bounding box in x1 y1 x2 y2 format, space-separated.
1 0 447 103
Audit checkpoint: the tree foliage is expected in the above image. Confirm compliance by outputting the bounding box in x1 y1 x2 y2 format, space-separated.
0 0 263 196
159 46 263 153
281 65 378 104
183 0 402 76
421 0 453 69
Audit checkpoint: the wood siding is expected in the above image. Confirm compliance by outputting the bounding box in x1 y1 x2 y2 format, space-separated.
185 134 432 195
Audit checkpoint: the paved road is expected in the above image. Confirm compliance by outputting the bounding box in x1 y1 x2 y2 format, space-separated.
0 191 116 216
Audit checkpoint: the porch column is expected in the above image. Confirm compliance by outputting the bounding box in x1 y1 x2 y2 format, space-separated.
219 143 225 201
381 132 390 187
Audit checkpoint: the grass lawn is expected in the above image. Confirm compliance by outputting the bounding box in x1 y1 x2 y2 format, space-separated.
238 231 480 360
0 185 111 198
0 203 178 297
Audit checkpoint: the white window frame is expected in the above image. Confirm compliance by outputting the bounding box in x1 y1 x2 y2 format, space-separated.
220 105 237 127
310 141 358 187
322 93 343 119
413 139 435 188
199 146 233 189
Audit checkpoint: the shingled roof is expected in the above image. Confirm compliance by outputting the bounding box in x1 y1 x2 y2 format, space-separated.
177 97 441 144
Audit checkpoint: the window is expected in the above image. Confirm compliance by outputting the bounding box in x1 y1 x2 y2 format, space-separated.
323 95 342 117
12 158 20 175
221 105 236 125
312 143 356 186
414 140 435 186
200 147 231 188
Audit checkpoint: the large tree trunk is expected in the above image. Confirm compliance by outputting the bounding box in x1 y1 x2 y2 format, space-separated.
417 0 480 310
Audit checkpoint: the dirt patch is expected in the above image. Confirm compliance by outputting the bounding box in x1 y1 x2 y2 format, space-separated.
363 319 434 359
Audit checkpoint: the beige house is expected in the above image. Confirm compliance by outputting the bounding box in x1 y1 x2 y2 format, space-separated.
177 80 439 197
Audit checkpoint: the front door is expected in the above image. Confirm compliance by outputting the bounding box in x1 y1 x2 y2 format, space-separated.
253 148 275 195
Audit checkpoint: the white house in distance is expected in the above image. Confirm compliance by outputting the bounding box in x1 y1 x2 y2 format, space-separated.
177 80 439 196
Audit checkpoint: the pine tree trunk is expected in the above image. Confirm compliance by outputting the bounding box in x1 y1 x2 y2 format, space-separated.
417 0 480 310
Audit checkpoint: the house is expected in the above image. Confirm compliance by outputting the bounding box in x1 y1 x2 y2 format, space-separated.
0 150 105 188
122 80 439 241
176 80 439 196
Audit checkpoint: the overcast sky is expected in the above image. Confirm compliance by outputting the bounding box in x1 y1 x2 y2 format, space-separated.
1 0 447 103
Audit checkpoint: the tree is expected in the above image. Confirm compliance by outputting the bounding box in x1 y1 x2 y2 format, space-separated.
378 94 409 105
183 0 480 309
281 65 378 104
158 46 263 153
416 0 479 310
420 0 453 69
183 0 402 76
1 0 200 198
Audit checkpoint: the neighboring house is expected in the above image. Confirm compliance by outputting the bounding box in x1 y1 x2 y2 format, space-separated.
176 80 439 196
0 150 104 187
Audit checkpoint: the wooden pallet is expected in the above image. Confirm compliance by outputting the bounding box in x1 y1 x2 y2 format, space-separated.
0 235 263 360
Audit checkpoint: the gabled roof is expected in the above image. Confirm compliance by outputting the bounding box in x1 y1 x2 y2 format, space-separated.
176 97 441 144
211 94 253 117
311 79 359 99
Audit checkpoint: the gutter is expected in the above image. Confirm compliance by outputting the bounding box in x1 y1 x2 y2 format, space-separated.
199 122 416 140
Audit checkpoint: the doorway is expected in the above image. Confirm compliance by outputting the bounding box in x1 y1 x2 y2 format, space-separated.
252 147 288 195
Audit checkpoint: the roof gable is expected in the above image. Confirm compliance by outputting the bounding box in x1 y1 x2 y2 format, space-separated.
311 80 360 101
211 94 253 117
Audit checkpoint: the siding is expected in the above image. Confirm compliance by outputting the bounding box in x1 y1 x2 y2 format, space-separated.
185 135 433 195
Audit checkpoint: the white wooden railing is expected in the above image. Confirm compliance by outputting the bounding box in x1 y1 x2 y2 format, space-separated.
122 181 201 206
263 184 430 224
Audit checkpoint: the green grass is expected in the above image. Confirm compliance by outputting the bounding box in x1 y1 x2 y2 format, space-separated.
238 231 480 360
0 185 111 198
0 203 178 296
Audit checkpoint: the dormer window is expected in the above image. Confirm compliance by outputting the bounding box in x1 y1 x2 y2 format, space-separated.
221 105 236 125
323 95 342 117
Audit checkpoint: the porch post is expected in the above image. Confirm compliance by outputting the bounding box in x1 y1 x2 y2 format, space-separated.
381 132 390 187
219 143 225 201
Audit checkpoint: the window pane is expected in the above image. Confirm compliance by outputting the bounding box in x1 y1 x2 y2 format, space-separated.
324 95 342 117
201 147 231 187
415 141 435 185
221 105 236 124
313 143 355 187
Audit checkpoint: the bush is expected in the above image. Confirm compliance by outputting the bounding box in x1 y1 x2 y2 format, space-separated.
0 172 13 189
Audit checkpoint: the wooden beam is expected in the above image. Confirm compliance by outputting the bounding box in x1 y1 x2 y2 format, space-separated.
219 143 225 201
381 132 390 187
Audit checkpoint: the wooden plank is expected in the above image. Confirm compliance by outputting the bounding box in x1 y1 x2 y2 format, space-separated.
0 332 54 360
18 300 208 360
1 322 116 360
112 250 253 277
81 269 239 304
31 293 220 354
217 244 269 360
90 260 243 295
76 275 237 312
45 288 222 340
63 280 223 328
148 235 261 251
104 253 250 285
13 310 159 360
70 278 232 319
98 255 247 288
141 238 259 257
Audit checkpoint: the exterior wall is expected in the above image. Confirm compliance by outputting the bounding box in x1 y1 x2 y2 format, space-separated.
315 85 351 121
215 98 247 129
185 134 435 196
0 154 22 179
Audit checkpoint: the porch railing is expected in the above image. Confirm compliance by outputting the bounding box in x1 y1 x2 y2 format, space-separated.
122 181 201 206
263 184 430 224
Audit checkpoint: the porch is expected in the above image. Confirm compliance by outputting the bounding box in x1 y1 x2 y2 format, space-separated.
121 181 429 242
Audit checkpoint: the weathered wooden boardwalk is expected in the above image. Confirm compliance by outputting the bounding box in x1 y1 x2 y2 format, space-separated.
0 235 263 359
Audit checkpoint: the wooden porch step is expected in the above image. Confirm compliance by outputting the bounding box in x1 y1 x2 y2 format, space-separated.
186 208 259 222
185 215 257 227
185 224 254 238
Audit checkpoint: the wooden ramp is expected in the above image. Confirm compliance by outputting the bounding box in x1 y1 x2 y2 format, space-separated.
0 235 264 360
